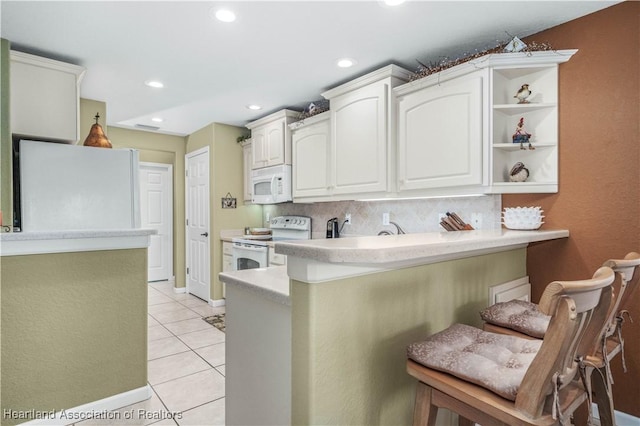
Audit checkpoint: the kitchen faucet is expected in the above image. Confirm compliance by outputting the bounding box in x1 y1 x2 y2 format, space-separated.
390 221 406 234
377 221 407 236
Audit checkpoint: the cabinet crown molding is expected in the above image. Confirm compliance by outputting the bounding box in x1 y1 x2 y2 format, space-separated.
10 49 86 81
289 110 330 130
395 49 578 96
321 64 412 100
245 108 300 130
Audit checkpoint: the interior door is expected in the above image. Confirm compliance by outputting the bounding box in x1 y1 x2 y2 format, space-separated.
185 148 210 301
140 162 174 282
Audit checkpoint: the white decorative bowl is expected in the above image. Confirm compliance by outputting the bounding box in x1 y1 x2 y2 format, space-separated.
502 207 544 230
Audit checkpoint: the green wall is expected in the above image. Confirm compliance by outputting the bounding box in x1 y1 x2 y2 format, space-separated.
1 39 10 228
186 123 262 300
106 124 187 289
291 249 527 425
1 249 148 425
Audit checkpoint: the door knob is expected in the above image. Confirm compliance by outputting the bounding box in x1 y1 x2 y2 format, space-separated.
201 232 209 237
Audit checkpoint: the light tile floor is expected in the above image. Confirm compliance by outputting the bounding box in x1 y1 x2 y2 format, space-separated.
77 281 226 425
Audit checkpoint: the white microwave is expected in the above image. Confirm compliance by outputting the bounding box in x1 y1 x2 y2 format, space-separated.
251 164 292 204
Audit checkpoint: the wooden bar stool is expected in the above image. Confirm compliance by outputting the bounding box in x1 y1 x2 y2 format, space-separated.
479 252 640 425
407 266 615 426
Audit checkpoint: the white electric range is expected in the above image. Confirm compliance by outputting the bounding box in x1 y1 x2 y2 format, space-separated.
231 215 311 271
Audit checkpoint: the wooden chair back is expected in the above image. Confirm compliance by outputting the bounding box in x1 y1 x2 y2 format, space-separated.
514 266 615 419
601 252 640 340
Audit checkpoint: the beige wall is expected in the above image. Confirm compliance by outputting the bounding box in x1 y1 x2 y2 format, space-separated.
0 39 10 228
79 98 107 145
1 249 148 426
291 249 527 425
504 2 640 417
106 124 187 288
186 123 263 300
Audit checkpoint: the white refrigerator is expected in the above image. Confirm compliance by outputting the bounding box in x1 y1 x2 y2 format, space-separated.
16 140 140 232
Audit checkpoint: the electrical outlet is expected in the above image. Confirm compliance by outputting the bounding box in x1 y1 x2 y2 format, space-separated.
382 212 390 226
471 213 482 229
345 213 352 225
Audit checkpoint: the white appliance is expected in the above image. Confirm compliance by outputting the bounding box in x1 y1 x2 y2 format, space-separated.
14 140 140 232
232 215 311 271
251 164 292 204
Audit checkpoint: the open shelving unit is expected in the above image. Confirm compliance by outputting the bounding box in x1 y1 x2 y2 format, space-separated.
487 50 577 193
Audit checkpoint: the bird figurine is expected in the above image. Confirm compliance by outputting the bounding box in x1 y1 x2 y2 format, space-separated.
514 84 531 104
512 117 534 150
509 162 529 182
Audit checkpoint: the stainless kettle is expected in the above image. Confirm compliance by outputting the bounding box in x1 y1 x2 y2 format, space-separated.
326 217 340 238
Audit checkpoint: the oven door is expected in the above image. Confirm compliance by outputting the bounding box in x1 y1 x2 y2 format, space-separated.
232 242 269 271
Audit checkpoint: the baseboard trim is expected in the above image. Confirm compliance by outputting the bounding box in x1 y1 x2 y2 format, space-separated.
592 403 640 426
19 385 152 425
210 298 226 307
173 285 186 294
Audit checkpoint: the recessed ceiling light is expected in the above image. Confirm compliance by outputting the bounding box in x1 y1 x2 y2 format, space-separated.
383 0 406 5
214 9 236 23
145 80 164 88
336 58 357 68
151 117 164 123
247 104 262 111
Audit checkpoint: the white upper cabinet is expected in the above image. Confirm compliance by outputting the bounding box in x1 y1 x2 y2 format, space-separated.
396 69 487 193
246 109 299 170
394 49 576 196
291 112 331 200
10 51 86 143
322 65 411 199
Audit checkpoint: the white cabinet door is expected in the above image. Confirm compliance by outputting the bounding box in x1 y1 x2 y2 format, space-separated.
265 120 286 167
397 71 485 191
251 127 267 169
331 81 388 195
222 241 233 272
10 51 85 143
292 117 331 199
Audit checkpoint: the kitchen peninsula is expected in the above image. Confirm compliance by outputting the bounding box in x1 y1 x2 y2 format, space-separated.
220 228 569 425
0 229 155 425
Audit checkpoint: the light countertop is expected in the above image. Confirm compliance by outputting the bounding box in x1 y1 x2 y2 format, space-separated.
0 228 156 256
219 265 290 306
274 229 569 265
275 229 570 283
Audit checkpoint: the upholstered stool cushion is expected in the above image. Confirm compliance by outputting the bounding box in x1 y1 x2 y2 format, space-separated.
480 299 550 338
407 323 542 401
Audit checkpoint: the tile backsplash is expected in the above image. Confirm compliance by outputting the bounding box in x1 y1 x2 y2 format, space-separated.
263 195 501 239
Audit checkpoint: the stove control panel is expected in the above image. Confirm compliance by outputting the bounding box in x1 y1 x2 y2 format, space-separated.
270 215 311 231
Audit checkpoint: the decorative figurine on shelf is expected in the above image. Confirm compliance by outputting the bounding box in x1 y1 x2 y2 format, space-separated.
83 113 112 148
512 117 534 150
514 84 532 104
504 36 527 53
509 162 530 182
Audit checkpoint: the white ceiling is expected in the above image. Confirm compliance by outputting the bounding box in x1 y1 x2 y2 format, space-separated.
1 1 618 136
